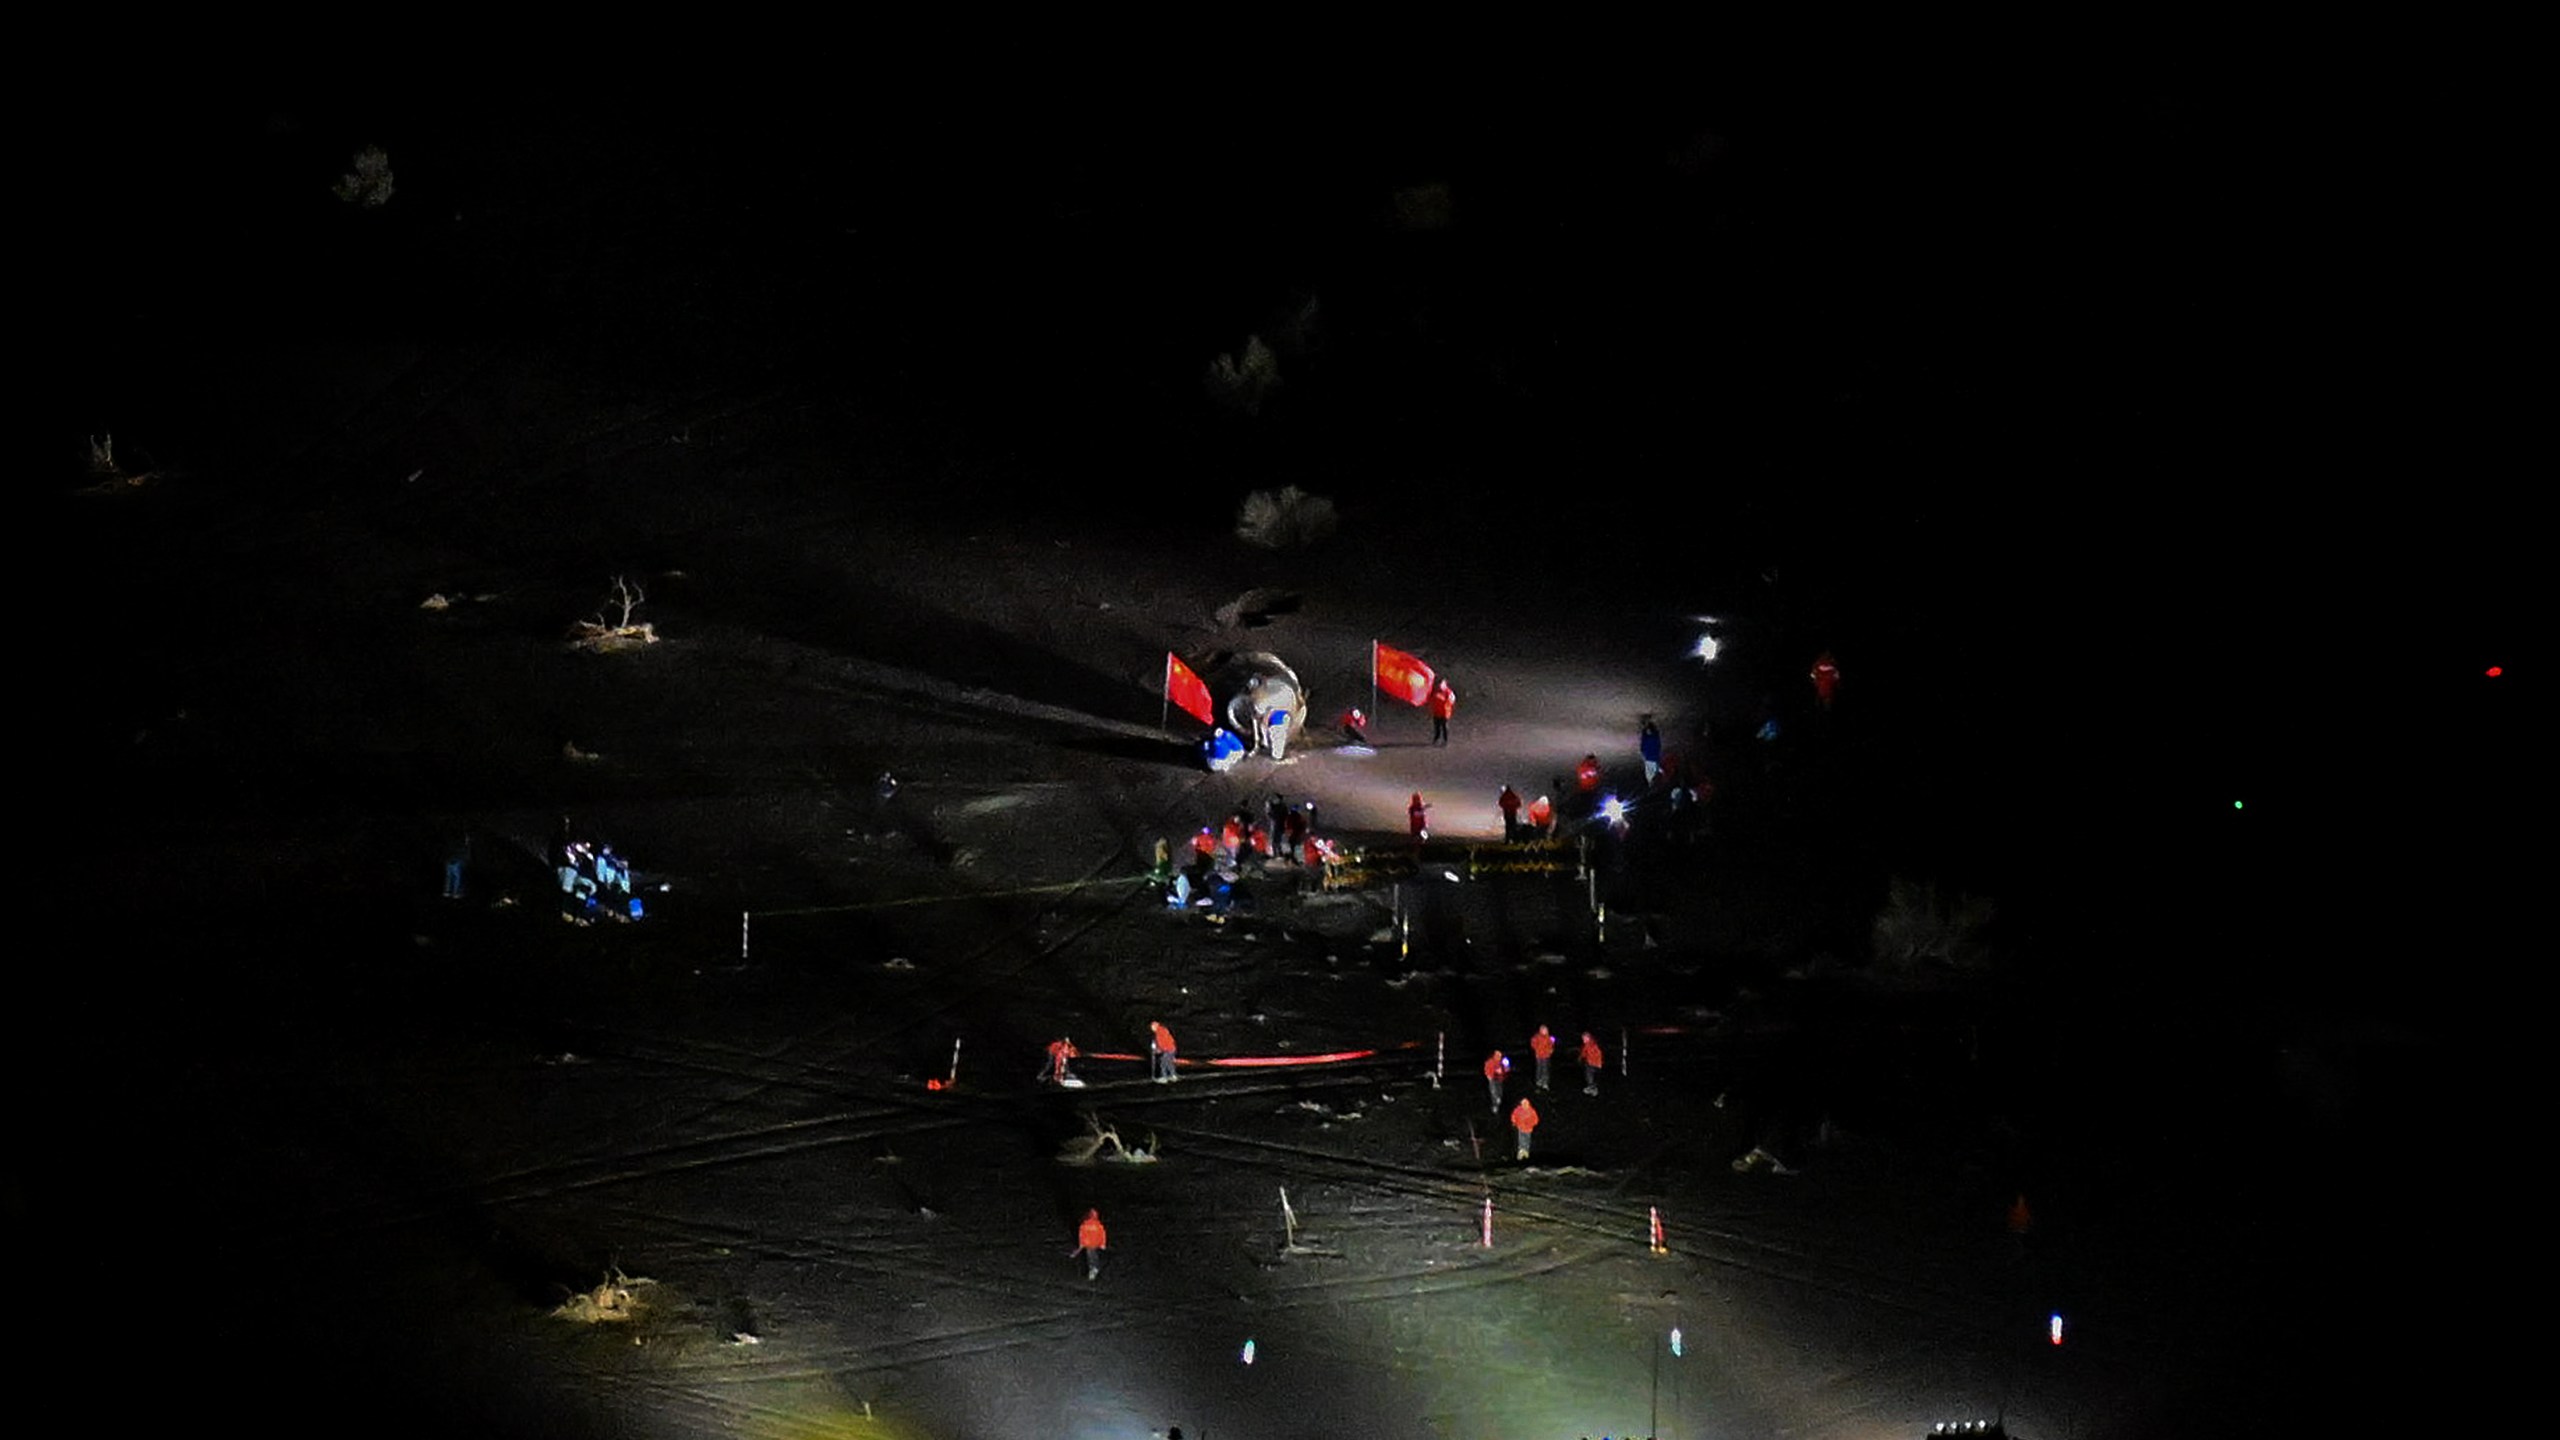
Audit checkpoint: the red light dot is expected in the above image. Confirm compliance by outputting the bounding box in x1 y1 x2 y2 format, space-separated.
2486 666 2502 678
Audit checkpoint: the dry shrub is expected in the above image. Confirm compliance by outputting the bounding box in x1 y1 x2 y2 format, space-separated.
1056 1110 1158 1165
568 576 660 653
78 433 157 494
1236 486 1337 549
1204 335 1282 418
1870 875 1997 974
551 1268 657 1323
333 146 394 207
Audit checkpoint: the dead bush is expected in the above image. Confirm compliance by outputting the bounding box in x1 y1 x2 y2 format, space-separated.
1204 334 1282 418
1056 1110 1158 1165
333 146 394 207
1236 485 1337 549
567 576 659 653
1870 875 1996 975
78 433 158 493
551 1267 657 1323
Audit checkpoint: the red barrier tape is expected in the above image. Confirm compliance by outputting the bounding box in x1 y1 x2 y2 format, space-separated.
1078 1049 1383 1068
1205 1049 1380 1067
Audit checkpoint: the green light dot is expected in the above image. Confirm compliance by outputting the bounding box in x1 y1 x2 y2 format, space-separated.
2232 800 2244 810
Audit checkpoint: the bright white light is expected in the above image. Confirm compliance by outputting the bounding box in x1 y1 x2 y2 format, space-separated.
1241 1338 1256 1365
1688 615 1722 662
2050 1312 2065 1345
1600 797 1627 825
1669 1325 1683 1357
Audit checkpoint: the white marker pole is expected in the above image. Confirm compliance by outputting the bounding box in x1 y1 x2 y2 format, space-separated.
1434 1031 1444 1088
1481 1195 1494 1248
741 910 750 962
949 1036 963 1087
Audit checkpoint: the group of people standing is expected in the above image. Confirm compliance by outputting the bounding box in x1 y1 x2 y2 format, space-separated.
550 816 642 920
1488 1025 1608 1159
1156 794 1340 911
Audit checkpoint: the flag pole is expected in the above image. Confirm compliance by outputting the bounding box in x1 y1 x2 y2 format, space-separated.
1369 640 1378 723
1162 652 1172 733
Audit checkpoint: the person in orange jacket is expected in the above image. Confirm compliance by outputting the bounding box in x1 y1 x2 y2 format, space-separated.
1148 1021 1178 1083
1076 1208 1108 1280
1498 784 1523 842
1408 792 1431 843
1575 754 1603 792
1529 1025 1556 1092
1579 1031 1605 1096
1811 651 1840 710
1483 1049 1509 1113
1041 1037 1080 1086
1510 1097 1540 1160
1428 680 1456 746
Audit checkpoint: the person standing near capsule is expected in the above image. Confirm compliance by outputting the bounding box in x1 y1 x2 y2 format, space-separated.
1530 1025 1556 1092
1579 1031 1605 1096
1510 1097 1540 1161
1428 680 1457 747
1483 1049 1509 1113
1639 716 1663 784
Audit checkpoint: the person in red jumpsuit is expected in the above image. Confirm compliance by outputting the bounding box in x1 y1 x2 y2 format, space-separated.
1529 1025 1556 1092
1498 785 1523 842
1510 1097 1540 1160
1077 1209 1108 1280
1811 651 1840 710
1575 754 1602 792
1579 1031 1605 1096
1408 792 1431 844
1042 1037 1079 1085
1483 1049 1509 1113
1149 1021 1178 1083
1428 681 1457 747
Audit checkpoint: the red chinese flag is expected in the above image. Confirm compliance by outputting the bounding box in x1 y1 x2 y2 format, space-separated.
1166 653 1216 726
1374 641 1436 707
